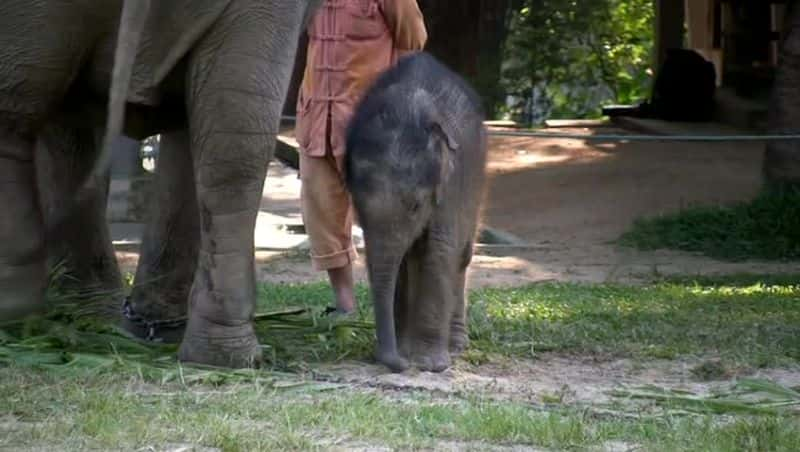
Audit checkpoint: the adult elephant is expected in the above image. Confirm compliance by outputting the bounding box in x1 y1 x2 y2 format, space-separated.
0 0 320 368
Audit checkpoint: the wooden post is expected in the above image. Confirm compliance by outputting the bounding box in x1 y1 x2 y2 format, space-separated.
655 0 686 69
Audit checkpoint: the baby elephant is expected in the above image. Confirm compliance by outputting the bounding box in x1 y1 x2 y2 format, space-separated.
345 52 488 372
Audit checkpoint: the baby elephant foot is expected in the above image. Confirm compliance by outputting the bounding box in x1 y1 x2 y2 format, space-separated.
404 336 452 372
413 345 452 373
376 347 409 373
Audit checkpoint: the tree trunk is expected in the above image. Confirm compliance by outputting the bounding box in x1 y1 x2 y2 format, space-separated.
418 0 513 116
763 0 800 188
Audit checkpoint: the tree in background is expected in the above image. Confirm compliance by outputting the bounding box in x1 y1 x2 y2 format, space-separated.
417 0 517 117
282 1 655 125
502 0 654 125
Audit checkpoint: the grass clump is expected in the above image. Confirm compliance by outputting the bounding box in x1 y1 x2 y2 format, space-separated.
466 276 800 366
255 282 376 366
0 267 375 382
617 186 800 261
255 276 800 367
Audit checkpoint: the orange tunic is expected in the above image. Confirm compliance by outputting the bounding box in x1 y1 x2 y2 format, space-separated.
295 0 428 157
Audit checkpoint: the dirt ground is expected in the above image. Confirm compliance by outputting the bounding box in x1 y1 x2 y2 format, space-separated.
312 353 800 407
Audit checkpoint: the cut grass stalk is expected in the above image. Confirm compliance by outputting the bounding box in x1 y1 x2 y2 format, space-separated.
609 378 800 417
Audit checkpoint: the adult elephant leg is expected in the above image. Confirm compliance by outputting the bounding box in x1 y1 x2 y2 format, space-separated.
0 132 46 320
123 130 199 343
36 121 122 316
0 1 95 320
177 0 305 367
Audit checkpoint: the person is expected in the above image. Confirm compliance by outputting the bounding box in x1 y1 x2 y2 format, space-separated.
294 0 428 316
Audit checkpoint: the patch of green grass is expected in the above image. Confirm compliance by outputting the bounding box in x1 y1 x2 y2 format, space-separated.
4 274 799 380
254 282 376 367
0 273 375 381
466 278 800 366
617 186 800 261
2 366 800 451
3 273 800 450
254 275 800 367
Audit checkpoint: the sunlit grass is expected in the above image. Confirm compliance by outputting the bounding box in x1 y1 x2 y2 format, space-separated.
251 276 800 367
466 278 800 365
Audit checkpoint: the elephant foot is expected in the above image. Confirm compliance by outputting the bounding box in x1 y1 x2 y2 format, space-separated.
414 346 451 373
449 331 469 357
0 260 47 322
177 316 262 368
121 293 188 344
120 315 186 344
376 347 410 373
400 336 452 373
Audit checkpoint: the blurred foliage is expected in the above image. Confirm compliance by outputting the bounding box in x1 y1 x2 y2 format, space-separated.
500 0 655 124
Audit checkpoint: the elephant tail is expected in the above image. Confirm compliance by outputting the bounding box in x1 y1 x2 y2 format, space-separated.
97 0 152 187
45 0 152 236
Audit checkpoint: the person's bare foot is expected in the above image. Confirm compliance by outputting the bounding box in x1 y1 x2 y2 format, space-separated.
327 264 356 314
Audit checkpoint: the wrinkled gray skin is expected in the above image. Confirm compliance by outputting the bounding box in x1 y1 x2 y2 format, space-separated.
345 53 488 373
0 0 320 368
763 0 800 186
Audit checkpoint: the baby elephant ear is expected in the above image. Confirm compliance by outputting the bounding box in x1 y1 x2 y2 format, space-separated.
430 120 460 151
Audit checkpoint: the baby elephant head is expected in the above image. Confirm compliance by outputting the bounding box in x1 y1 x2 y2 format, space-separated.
345 87 461 241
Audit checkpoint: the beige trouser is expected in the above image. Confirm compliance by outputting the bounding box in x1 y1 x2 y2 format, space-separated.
299 149 359 271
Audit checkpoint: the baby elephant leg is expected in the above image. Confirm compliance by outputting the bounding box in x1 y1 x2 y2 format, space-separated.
449 241 474 356
406 231 458 372
396 249 423 360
